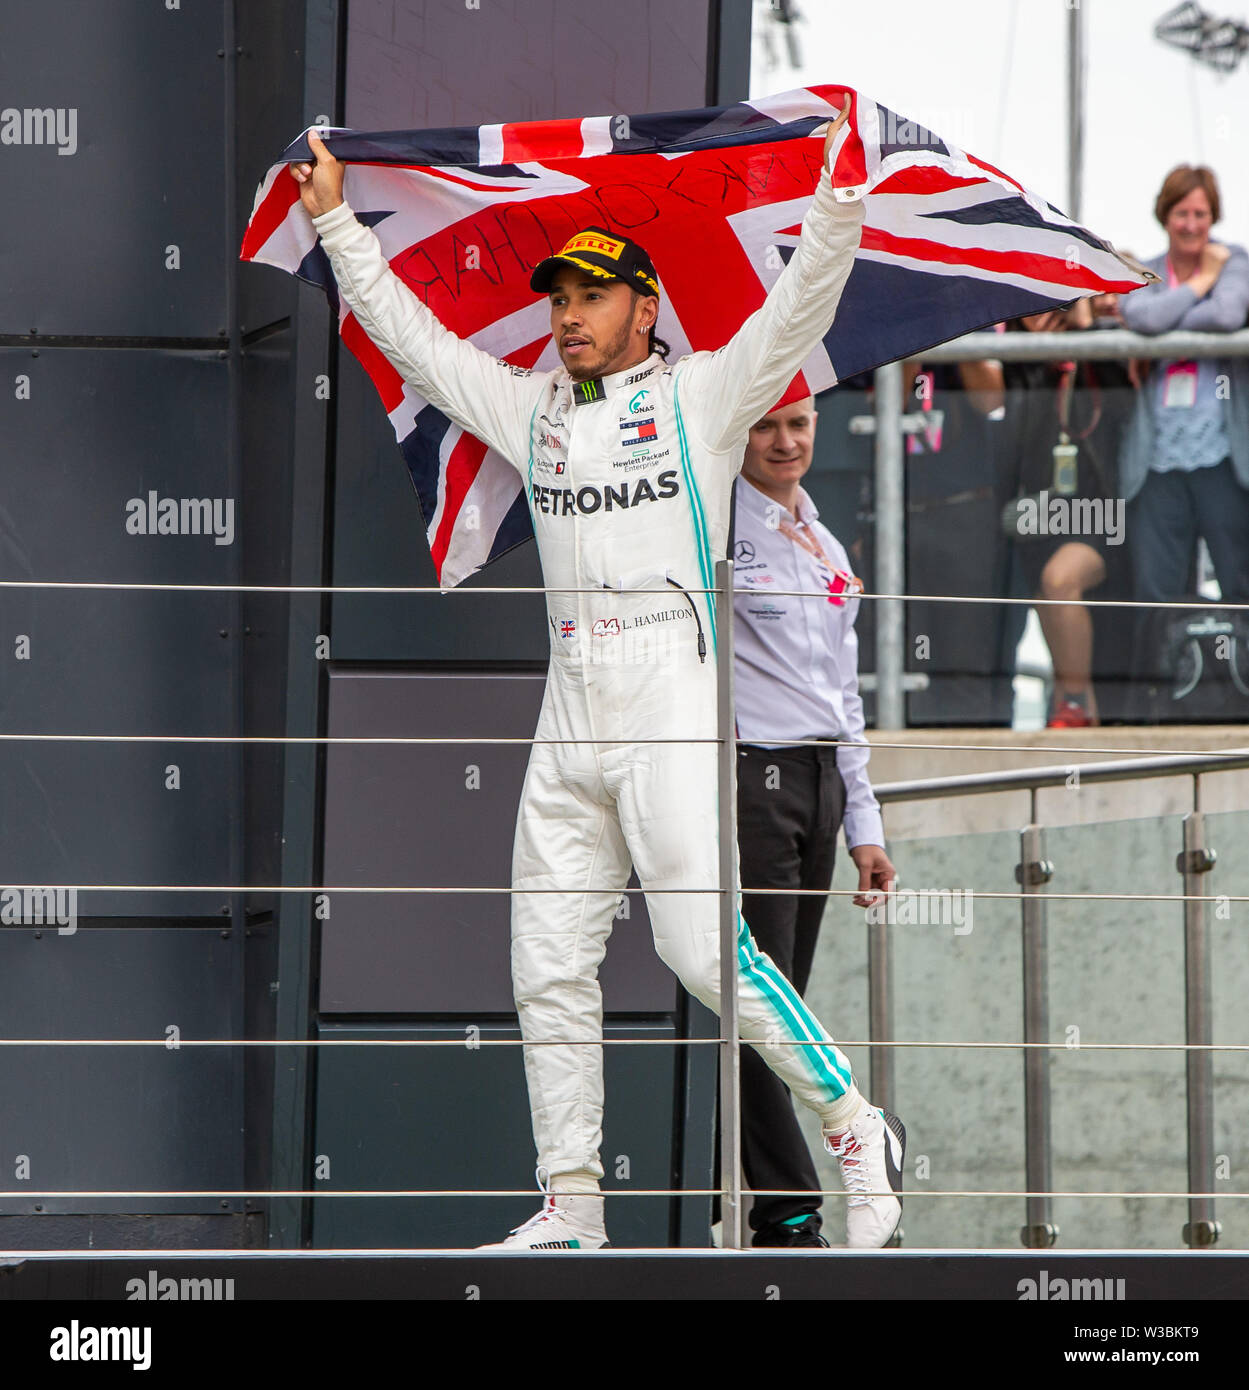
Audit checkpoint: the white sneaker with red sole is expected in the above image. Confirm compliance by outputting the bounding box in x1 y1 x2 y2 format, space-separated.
824 1104 906 1248
477 1172 609 1250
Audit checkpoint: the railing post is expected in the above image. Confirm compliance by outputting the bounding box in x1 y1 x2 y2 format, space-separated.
867 898 898 1245
1017 822 1058 1248
1179 798 1220 1248
872 360 906 731
867 910 895 1117
715 557 743 1251
1066 0 1086 221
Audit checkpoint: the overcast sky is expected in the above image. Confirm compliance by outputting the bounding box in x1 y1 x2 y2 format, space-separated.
749 0 1249 260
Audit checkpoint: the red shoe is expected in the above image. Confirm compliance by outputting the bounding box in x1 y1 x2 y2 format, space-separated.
1047 699 1092 728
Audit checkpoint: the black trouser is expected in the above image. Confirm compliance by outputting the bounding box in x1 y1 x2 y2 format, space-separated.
1129 458 1249 607
735 740 846 1233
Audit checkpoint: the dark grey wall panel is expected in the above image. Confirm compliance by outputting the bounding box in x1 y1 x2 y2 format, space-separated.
0 2 307 1251
311 1022 676 1249
0 348 237 916
319 669 677 1013
0 742 234 920
237 331 298 907
345 0 712 128
236 0 307 338
256 1 343 1252
234 332 295 1205
710 0 754 103
0 1212 263 1252
0 347 236 587
329 348 548 662
0 0 742 1255
0 926 242 1216
1 1 228 338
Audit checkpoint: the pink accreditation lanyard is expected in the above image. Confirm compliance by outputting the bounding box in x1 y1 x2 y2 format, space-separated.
776 513 862 607
1162 258 1198 407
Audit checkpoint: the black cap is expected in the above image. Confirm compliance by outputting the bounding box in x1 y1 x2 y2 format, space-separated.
530 226 660 298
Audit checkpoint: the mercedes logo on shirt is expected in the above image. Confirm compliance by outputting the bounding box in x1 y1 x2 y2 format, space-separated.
734 540 756 563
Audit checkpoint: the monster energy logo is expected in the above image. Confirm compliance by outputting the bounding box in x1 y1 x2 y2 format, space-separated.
574 378 606 405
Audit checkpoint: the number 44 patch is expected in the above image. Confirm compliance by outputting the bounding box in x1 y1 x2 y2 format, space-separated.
592 618 621 637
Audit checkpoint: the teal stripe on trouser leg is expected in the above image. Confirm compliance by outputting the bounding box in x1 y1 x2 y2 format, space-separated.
736 911 853 1100
670 369 849 1100
672 372 718 653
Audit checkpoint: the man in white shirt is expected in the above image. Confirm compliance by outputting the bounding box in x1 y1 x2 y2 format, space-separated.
733 393 897 1246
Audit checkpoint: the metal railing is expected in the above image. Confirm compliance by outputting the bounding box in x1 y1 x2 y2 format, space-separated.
870 326 1249 728
8 327 1249 1248
4 571 1247 1248
714 533 1248 1247
868 747 1249 1249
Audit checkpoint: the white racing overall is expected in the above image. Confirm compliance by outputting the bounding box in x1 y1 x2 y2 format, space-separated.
313 154 866 1182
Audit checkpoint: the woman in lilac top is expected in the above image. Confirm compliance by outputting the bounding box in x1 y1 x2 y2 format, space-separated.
1119 165 1249 614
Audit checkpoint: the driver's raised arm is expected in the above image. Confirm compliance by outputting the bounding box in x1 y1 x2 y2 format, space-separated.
676 121 866 456
295 134 539 468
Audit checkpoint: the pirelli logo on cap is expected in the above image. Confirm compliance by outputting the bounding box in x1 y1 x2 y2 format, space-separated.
560 231 626 260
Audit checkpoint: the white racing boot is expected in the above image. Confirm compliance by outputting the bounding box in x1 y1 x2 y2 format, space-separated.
477 1170 609 1250
823 1104 906 1248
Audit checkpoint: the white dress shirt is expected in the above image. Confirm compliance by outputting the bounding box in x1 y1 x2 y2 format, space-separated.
732 474 885 849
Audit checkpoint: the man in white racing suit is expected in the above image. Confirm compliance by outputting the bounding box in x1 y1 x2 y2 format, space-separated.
291 105 905 1249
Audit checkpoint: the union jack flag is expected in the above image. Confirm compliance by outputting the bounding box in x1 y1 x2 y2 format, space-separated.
240 85 1150 588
